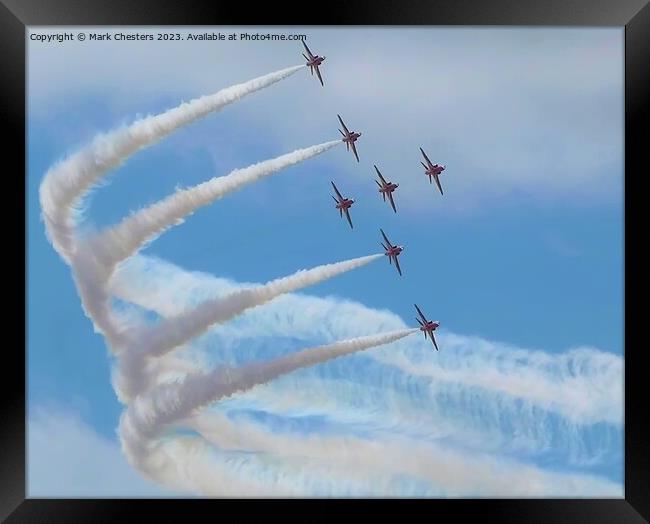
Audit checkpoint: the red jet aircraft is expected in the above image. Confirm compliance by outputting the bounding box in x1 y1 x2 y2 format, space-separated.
338 114 362 162
331 181 355 229
380 228 404 276
374 165 399 213
420 147 446 195
302 41 325 86
414 303 440 351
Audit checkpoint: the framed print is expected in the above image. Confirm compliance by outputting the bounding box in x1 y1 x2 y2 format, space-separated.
4 0 648 521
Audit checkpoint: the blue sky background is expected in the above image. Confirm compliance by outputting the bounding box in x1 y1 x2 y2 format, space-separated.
27 27 623 496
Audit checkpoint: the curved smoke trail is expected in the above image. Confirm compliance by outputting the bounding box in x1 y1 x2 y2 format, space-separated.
38 61 622 497
123 330 417 441
88 140 341 274
39 64 307 349
69 140 342 351
136 254 383 357
40 65 304 263
39 64 422 496
186 411 621 497
114 254 384 401
118 329 419 496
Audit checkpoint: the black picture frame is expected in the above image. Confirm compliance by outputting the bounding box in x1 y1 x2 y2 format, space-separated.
5 0 647 521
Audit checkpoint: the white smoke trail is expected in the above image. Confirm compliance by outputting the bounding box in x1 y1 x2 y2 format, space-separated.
38 64 310 350
136 254 382 358
109 254 623 427
39 61 441 496
114 254 384 400
129 329 416 436
39 65 304 263
119 329 417 486
119 433 385 497
118 434 297 497
222 371 621 473
110 251 394 491
37 57 623 497
66 140 342 350
37 73 389 493
87 140 341 275
105 254 623 479
187 412 622 497
372 340 624 425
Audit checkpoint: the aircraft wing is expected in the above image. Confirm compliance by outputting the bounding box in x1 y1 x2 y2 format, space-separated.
374 165 387 185
420 147 434 168
302 40 314 59
380 228 393 248
375 180 386 201
433 174 444 195
343 207 354 229
337 114 350 134
431 332 439 351
350 141 360 162
331 181 343 200
414 304 428 323
314 65 324 86
394 255 403 276
387 191 397 213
